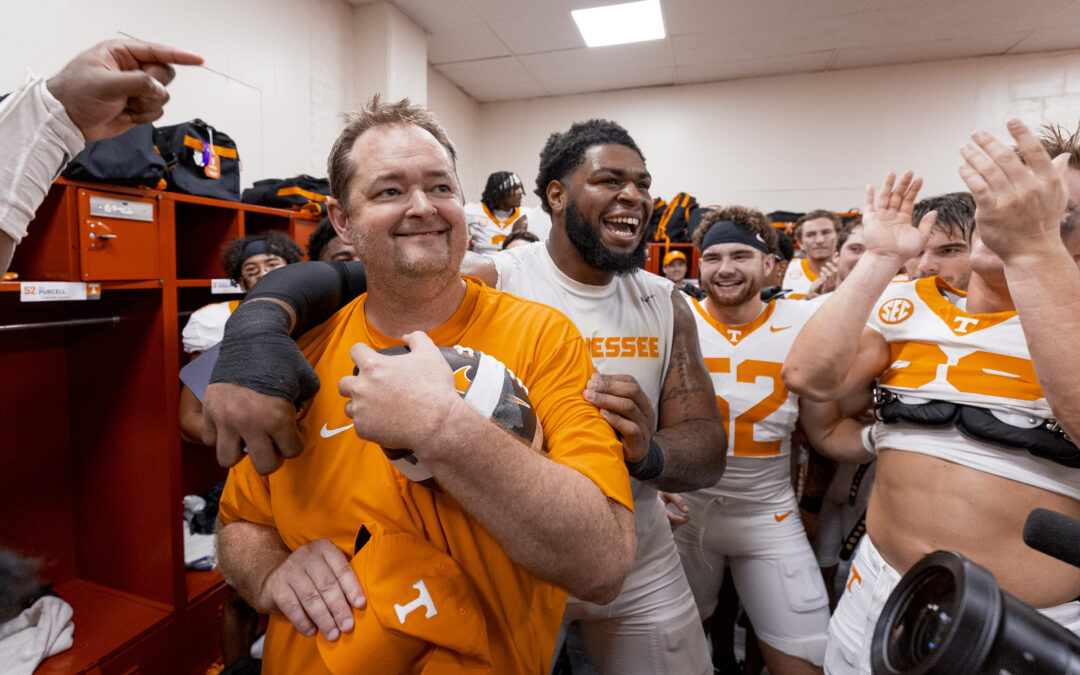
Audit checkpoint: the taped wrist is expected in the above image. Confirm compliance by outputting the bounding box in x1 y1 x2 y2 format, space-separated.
245 260 366 335
799 495 823 514
209 300 320 406
626 437 664 481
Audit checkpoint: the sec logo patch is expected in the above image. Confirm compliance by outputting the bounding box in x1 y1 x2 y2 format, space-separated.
878 298 914 324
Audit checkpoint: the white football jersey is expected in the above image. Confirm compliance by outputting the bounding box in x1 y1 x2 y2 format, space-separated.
868 276 1080 499
465 201 526 255
690 296 819 500
782 257 818 298
494 241 677 562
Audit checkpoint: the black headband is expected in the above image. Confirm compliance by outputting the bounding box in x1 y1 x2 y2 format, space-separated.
700 220 771 255
241 238 268 262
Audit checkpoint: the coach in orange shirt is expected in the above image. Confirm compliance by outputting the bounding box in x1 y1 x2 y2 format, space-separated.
213 97 636 674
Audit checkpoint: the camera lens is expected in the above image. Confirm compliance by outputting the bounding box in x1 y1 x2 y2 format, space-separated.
887 567 956 669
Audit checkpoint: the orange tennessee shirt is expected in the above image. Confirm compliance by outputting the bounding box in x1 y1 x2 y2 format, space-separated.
219 277 632 674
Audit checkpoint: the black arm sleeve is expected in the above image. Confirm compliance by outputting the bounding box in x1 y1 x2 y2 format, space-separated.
244 260 367 335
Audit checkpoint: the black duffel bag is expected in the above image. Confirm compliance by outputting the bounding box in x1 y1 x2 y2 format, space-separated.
242 175 331 216
62 124 171 189
156 119 241 201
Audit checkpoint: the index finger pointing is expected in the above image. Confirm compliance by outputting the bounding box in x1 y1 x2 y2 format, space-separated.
119 41 204 67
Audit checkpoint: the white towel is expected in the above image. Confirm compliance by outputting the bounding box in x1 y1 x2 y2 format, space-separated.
0 595 74 675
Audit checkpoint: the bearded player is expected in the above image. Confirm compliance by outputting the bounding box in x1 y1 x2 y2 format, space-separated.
671 206 831 674
782 120 1080 674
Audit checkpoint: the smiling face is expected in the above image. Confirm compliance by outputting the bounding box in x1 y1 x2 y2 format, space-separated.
328 123 465 285
663 258 688 284
698 242 774 308
555 144 653 275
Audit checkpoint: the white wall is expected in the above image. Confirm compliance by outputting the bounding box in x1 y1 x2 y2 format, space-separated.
426 66 482 200
476 50 1080 214
2 0 357 190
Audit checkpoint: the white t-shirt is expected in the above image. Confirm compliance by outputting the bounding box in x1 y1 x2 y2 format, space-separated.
182 300 239 354
493 242 678 566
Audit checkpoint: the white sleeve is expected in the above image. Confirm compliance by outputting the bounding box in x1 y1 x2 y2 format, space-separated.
0 73 85 244
182 303 231 354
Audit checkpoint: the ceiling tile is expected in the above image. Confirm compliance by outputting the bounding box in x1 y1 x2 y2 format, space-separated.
831 32 1031 70
391 0 479 29
664 0 865 35
538 65 676 96
487 12 585 54
461 79 551 101
427 22 511 64
672 14 857 66
675 50 834 84
434 57 539 89
465 0 586 24
517 40 673 81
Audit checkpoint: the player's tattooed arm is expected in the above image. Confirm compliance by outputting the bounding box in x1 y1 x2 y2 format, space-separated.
651 289 728 492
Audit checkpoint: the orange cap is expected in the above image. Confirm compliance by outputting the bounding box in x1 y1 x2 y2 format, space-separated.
663 250 687 267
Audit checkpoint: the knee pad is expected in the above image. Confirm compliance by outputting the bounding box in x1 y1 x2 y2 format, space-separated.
753 553 830 665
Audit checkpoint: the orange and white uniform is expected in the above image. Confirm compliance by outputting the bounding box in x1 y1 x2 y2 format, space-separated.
219 278 632 674
674 296 830 665
465 201 526 255
825 276 1080 674
182 299 241 353
494 241 712 675
782 257 819 299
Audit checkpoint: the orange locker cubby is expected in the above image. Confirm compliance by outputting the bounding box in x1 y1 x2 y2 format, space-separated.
1 178 319 673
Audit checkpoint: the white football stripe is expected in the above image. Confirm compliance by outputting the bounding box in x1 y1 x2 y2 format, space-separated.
464 352 505 419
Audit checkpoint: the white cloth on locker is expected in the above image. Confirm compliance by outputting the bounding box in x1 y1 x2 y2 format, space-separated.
0 595 75 675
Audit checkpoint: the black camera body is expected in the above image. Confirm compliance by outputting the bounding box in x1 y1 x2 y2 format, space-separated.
871 550 1080 674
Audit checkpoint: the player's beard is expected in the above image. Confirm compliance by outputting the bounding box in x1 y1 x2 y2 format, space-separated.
703 272 762 307
564 196 647 276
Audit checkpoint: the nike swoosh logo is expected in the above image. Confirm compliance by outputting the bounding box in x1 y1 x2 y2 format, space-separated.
774 510 793 522
769 325 792 332
320 423 353 438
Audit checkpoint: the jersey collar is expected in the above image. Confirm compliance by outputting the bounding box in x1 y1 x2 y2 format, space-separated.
914 276 1015 336
691 297 777 346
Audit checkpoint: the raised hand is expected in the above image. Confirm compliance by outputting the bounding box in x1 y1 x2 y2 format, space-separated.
958 119 1071 262
860 171 937 266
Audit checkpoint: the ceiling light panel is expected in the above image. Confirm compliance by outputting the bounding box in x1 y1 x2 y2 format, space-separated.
571 0 666 48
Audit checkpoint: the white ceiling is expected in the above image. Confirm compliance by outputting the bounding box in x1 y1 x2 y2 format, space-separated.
349 0 1080 102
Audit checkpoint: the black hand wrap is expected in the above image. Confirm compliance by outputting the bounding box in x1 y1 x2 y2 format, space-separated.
208 300 320 406
627 437 665 481
245 260 366 335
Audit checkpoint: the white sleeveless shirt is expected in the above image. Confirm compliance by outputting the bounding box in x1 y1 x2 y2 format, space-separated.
494 242 677 564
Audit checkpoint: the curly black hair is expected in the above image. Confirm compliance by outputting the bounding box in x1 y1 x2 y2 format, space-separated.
481 171 522 211
306 219 339 262
221 230 304 281
534 119 645 214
